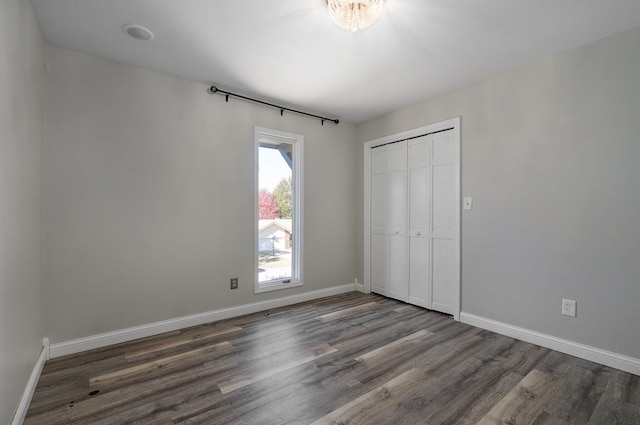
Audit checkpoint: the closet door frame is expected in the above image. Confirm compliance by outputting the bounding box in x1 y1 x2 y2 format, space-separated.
363 117 461 321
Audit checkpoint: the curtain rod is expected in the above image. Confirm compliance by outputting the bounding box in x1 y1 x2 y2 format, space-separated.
208 86 339 125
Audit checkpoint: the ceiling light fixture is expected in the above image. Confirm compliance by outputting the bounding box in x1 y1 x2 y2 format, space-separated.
327 0 384 32
121 24 154 41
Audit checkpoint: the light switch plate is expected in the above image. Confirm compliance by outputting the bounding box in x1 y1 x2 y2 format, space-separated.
463 197 473 210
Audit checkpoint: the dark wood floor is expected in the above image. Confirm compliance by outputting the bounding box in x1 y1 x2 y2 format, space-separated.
25 292 639 425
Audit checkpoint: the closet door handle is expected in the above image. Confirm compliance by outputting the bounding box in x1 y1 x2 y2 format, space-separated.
416 232 421 236
395 230 400 235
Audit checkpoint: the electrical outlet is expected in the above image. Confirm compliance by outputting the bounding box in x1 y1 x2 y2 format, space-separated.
230 278 238 290
562 299 576 317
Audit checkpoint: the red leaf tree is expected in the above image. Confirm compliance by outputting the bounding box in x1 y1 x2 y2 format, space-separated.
258 189 280 219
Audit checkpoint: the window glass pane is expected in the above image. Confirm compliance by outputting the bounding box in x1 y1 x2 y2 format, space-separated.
258 142 293 283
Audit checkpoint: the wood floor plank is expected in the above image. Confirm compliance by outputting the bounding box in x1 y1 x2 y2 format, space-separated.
24 354 238 425
354 329 434 366
125 326 242 359
178 406 245 425
217 342 336 394
146 419 175 425
368 340 523 425
224 364 332 425
323 311 446 369
89 341 233 388
74 375 222 425
316 301 378 322
545 382 601 424
439 369 525 425
587 395 640 425
605 369 640 406
499 340 552 376
532 412 571 425
476 369 563 425
310 368 425 425
544 366 610 425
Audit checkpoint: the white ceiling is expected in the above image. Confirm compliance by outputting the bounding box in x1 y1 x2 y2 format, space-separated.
31 0 640 123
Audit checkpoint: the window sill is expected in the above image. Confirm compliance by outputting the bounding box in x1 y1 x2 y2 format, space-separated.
255 279 303 294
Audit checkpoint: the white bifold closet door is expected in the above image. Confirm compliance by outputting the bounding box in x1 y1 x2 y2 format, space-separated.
370 129 456 315
370 146 389 296
387 142 408 301
430 130 457 314
407 137 430 308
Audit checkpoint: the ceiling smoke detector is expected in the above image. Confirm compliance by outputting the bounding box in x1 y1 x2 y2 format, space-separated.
121 24 154 41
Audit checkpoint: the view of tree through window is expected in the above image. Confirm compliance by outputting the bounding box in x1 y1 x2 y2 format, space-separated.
258 144 294 283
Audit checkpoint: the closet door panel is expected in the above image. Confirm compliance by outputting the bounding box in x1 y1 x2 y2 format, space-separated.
371 233 389 295
431 130 456 314
371 173 388 235
408 136 429 169
408 136 430 307
409 167 429 237
432 164 455 239
408 236 429 308
371 147 387 174
387 141 407 300
388 170 407 236
432 239 455 315
387 142 407 171
432 131 455 239
389 234 407 301
370 145 389 296
387 142 407 237
432 131 454 165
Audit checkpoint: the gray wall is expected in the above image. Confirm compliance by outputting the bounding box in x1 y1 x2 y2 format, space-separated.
358 27 640 359
0 0 44 422
43 46 359 343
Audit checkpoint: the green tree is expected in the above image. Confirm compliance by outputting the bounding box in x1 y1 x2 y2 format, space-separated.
273 177 292 219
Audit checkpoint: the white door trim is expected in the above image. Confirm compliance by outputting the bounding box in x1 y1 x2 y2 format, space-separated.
364 117 461 320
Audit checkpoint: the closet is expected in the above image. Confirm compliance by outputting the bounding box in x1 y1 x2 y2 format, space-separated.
367 123 459 317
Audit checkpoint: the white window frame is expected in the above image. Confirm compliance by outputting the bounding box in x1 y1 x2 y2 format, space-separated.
254 127 303 293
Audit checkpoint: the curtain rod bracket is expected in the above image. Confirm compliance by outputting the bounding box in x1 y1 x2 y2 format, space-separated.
208 85 339 125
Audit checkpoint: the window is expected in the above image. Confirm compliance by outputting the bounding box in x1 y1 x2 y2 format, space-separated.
255 127 303 293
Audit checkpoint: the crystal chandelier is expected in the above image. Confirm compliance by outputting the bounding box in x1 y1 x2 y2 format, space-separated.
327 0 384 32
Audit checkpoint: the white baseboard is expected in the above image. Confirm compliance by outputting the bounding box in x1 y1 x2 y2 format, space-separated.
460 312 640 376
11 343 47 425
355 283 365 293
43 337 50 360
50 283 356 359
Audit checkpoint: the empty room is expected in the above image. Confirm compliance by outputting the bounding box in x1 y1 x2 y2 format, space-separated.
2 0 640 424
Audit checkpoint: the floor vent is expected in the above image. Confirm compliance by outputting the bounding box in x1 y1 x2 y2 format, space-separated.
264 309 292 318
